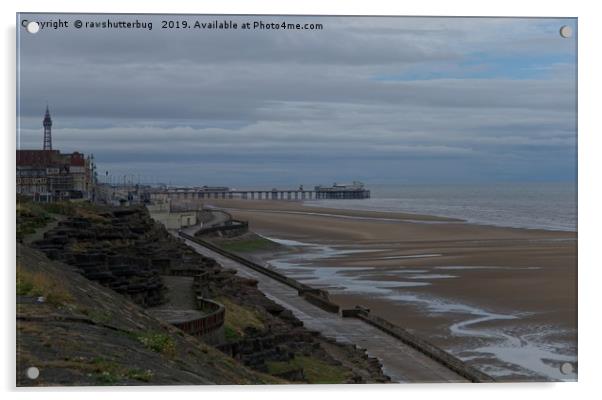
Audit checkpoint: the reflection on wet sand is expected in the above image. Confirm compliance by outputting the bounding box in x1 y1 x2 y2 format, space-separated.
262 235 577 381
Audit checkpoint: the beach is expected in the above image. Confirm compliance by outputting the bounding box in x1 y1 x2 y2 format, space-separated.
203 198 577 381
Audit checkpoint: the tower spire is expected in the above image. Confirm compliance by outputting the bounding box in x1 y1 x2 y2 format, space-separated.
43 105 52 150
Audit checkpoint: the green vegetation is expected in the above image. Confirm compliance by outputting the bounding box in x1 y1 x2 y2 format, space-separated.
135 332 176 356
37 201 77 216
16 200 54 242
90 358 154 384
78 307 112 324
16 270 34 296
16 197 108 242
126 368 155 382
266 356 351 384
218 297 265 341
16 264 74 305
216 235 280 253
224 325 241 342
29 358 155 385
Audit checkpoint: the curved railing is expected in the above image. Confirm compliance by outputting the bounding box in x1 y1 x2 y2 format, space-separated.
160 272 225 339
170 296 225 337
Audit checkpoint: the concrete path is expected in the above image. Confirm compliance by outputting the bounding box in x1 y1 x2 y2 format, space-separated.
180 234 467 383
155 276 197 309
201 208 233 228
148 275 205 324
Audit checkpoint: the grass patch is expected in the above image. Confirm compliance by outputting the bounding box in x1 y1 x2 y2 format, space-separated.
16 264 74 305
266 356 350 384
135 332 176 356
16 273 34 296
126 368 154 382
216 235 280 253
34 358 155 384
91 358 154 384
79 307 112 324
16 201 54 242
223 325 242 342
218 297 265 341
38 201 77 216
16 197 111 241
16 198 100 241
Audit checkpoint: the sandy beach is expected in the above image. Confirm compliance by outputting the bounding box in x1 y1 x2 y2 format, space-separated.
202 199 577 381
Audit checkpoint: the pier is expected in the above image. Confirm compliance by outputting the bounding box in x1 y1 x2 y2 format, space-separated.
149 182 370 202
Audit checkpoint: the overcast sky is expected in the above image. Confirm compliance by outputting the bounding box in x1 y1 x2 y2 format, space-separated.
17 14 577 186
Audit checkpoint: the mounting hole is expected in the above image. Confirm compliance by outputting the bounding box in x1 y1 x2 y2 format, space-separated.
26 366 40 380
559 25 573 38
560 362 574 375
26 21 40 34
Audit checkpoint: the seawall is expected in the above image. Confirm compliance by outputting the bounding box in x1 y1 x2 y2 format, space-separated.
178 230 495 383
179 231 341 314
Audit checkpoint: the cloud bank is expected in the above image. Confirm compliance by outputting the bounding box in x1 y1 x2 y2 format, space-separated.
17 15 577 185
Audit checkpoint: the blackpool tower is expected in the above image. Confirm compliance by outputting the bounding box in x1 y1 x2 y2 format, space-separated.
43 105 52 150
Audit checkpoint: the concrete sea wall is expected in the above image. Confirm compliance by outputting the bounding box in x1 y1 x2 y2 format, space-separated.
179 231 340 314
345 307 495 382
179 230 495 383
195 219 249 237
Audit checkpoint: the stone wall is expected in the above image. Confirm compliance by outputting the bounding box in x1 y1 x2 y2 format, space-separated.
25 205 390 383
33 210 167 307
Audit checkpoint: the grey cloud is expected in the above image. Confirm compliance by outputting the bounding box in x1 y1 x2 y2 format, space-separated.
17 14 577 185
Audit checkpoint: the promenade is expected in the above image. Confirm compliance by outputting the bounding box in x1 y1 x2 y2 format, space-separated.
179 228 467 383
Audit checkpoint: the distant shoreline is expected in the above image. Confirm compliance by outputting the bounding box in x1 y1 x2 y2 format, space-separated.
301 199 576 233
207 197 576 235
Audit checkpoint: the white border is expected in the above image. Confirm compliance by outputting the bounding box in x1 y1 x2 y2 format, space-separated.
2 1 600 399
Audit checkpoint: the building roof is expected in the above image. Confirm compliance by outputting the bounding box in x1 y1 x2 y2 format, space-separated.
69 152 85 166
16 150 86 167
16 150 60 167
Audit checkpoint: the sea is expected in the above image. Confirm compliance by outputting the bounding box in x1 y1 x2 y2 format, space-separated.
304 182 577 232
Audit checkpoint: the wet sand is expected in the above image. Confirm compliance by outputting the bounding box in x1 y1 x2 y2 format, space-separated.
202 199 577 381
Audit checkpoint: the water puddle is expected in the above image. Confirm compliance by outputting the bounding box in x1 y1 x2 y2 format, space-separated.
379 254 442 260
